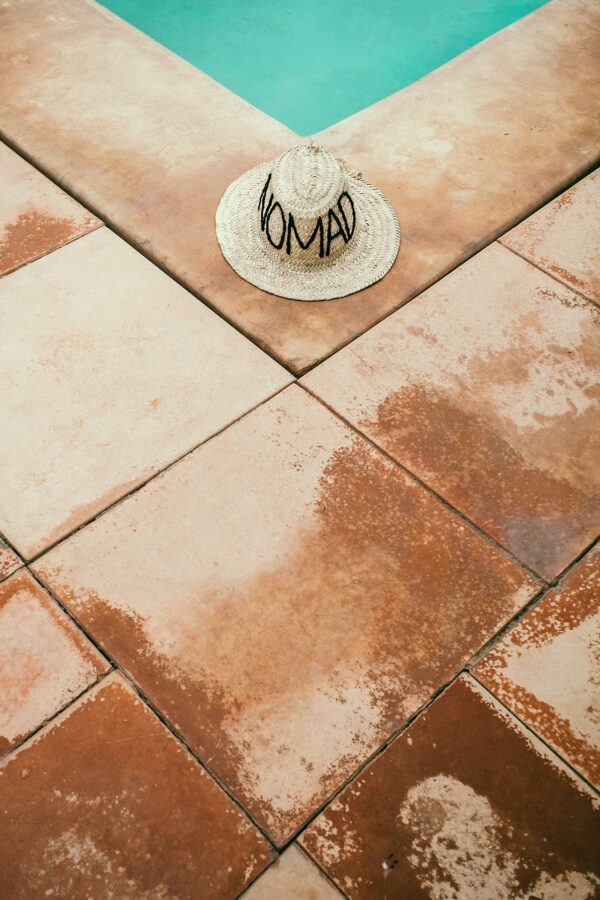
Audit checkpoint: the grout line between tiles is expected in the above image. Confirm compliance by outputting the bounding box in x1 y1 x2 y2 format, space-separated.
0 222 105 282
498 238 600 309
299 382 547 584
470 672 600 797
295 841 351 899
23 379 295 566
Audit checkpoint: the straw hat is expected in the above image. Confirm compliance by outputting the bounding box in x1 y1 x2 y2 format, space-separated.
215 144 400 301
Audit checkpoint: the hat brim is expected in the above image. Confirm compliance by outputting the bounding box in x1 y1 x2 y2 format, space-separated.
215 161 400 301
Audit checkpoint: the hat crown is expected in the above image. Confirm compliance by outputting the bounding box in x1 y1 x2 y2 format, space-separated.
271 145 345 218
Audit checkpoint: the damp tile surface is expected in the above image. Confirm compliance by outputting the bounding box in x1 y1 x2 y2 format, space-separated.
476 545 600 787
0 227 289 558
244 845 343 899
0 538 21 581
1 1 599 372
0 141 100 277
300 675 600 899
34 385 537 843
303 242 600 580
501 168 600 305
0 673 272 898
0 570 108 754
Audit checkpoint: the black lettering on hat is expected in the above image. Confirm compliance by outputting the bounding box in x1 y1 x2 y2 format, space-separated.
337 191 356 240
258 173 274 231
326 207 348 257
266 202 286 249
286 213 324 258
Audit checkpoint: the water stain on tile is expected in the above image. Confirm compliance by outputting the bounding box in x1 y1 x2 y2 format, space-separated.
303 243 600 579
34 386 537 843
244 845 343 899
0 673 273 898
301 675 600 899
0 570 108 754
502 169 600 305
0 207 79 272
476 545 600 786
0 537 20 581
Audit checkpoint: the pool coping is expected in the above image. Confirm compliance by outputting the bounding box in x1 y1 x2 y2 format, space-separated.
0 0 599 373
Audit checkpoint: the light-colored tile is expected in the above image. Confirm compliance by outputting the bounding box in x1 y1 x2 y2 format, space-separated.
34 385 536 843
0 141 100 277
245 846 343 899
1 0 597 371
476 546 600 786
0 673 273 898
0 538 21 581
301 676 600 899
0 227 290 558
304 243 600 579
501 169 600 305
0 569 108 753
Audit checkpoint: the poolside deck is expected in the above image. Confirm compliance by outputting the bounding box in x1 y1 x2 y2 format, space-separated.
0 0 599 896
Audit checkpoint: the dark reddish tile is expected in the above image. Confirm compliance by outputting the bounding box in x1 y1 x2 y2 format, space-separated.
0 537 21 581
301 675 600 899
0 141 100 276
476 545 600 787
245 845 343 899
304 243 600 579
34 386 537 843
0 673 272 898
0 570 108 753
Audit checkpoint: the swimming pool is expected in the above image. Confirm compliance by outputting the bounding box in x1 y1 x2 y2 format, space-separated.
100 0 548 135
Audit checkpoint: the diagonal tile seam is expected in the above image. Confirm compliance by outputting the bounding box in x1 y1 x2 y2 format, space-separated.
499 228 600 309
2 133 599 376
0 531 24 583
11 379 294 566
299 382 547 584
236 841 351 900
0 221 105 282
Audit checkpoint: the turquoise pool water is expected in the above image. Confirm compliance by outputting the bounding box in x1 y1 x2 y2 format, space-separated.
101 0 548 135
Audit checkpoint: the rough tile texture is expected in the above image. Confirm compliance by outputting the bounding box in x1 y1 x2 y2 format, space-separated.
301 676 600 899
34 386 537 843
0 141 100 277
245 845 343 899
0 570 108 754
0 537 21 582
501 169 600 304
304 243 600 580
0 673 272 898
1 1 598 371
476 545 600 787
0 227 289 558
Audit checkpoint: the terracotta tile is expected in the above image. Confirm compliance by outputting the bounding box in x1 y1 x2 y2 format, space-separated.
0 227 289 558
501 169 600 305
0 673 272 898
0 141 100 277
34 385 537 843
1 1 598 371
0 570 108 754
245 845 343 899
304 243 600 579
476 545 600 787
0 537 21 581
301 675 600 899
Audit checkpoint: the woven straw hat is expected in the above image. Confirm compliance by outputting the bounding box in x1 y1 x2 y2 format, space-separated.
215 144 400 301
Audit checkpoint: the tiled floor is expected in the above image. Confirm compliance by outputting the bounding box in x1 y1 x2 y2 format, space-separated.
0 3 599 895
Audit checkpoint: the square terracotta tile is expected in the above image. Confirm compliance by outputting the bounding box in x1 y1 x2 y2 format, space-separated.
301 675 600 899
304 243 600 580
0 673 272 898
0 537 21 581
1 0 598 371
34 385 537 843
0 569 108 754
0 141 101 277
501 170 600 305
245 845 343 899
476 545 600 787
0 227 290 558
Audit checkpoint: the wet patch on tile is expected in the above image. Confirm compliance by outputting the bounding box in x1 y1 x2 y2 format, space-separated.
476 545 600 786
245 845 343 899
0 570 108 754
0 227 289 557
0 141 100 276
304 243 600 579
0 537 21 581
0 673 272 898
301 675 600 899
34 386 536 842
1 2 598 371
501 169 600 305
